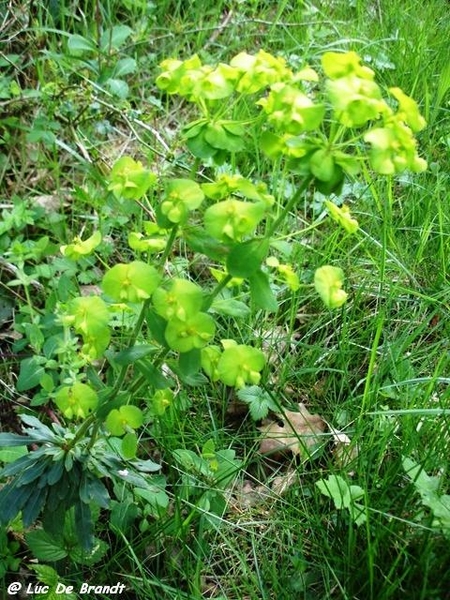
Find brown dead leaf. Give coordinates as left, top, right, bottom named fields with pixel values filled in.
left=32, top=193, right=65, bottom=212
left=227, top=480, right=269, bottom=511
left=258, top=403, right=326, bottom=458
left=271, top=468, right=299, bottom=495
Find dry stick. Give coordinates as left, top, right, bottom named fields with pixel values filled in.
left=203, top=10, right=234, bottom=50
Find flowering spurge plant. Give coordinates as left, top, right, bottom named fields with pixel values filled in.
left=0, top=50, right=426, bottom=548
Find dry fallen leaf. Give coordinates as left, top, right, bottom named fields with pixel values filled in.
left=258, top=403, right=326, bottom=458
left=271, top=468, right=299, bottom=495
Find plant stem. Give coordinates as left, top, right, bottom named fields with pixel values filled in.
left=69, top=413, right=97, bottom=449
left=203, top=274, right=233, bottom=310
left=159, top=224, right=179, bottom=268
left=266, top=176, right=313, bottom=238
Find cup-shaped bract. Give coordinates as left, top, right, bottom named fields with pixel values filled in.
left=61, top=231, right=102, bottom=260
left=105, top=405, right=144, bottom=436
left=64, top=296, right=111, bottom=359
left=204, top=199, right=266, bottom=242
left=230, top=49, right=292, bottom=95
left=314, top=265, right=348, bottom=309
left=165, top=312, right=215, bottom=353
left=364, top=119, right=427, bottom=175
left=108, top=156, right=156, bottom=200
left=217, top=344, right=266, bottom=389
left=102, top=261, right=161, bottom=303
left=54, top=382, right=99, bottom=419
left=152, top=278, right=204, bottom=321
left=258, top=83, right=325, bottom=134
left=161, top=179, right=205, bottom=224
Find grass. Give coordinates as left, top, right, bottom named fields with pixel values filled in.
left=1, top=0, right=450, bottom=598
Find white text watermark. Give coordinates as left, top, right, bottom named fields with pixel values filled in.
left=7, top=581, right=126, bottom=595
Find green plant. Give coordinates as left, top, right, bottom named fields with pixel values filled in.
left=403, top=456, right=450, bottom=537
left=0, top=48, right=426, bottom=558
left=316, top=474, right=367, bottom=526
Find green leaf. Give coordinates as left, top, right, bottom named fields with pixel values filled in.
left=211, top=298, right=251, bottom=318
left=0, top=434, right=34, bottom=448
left=134, top=484, right=169, bottom=511
left=102, top=261, right=161, bottom=303
left=67, top=34, right=97, bottom=54
left=316, top=474, right=366, bottom=525
left=68, top=538, right=109, bottom=567
left=130, top=458, right=162, bottom=473
left=54, top=383, right=99, bottom=420
left=403, top=456, right=440, bottom=501
left=114, top=344, right=156, bottom=366
left=79, top=475, right=110, bottom=508
left=173, top=449, right=207, bottom=474
left=75, top=501, right=93, bottom=550
left=17, top=356, right=45, bottom=392
left=217, top=344, right=266, bottom=389
left=105, top=405, right=144, bottom=436
left=26, top=530, right=68, bottom=562
left=152, top=278, right=205, bottom=321
left=106, top=78, right=129, bottom=99
left=185, top=129, right=217, bottom=159
left=204, top=123, right=245, bottom=152
left=113, top=57, right=137, bottom=77
left=46, top=460, right=64, bottom=486
left=100, top=25, right=133, bottom=51
left=183, top=226, right=230, bottom=261
left=0, top=445, right=28, bottom=463
left=165, top=312, right=215, bottom=353
left=28, top=564, right=59, bottom=587
left=237, top=385, right=277, bottom=420
left=108, top=156, right=156, bottom=200
left=22, top=487, right=48, bottom=527
left=248, top=270, right=278, bottom=312
left=146, top=308, right=170, bottom=348
left=60, top=230, right=102, bottom=260
left=161, top=179, right=205, bottom=223
left=134, top=359, right=172, bottom=389
left=178, top=348, right=201, bottom=377
left=110, top=499, right=138, bottom=532
left=0, top=481, right=34, bottom=524
left=226, top=238, right=270, bottom=278
left=121, top=432, right=138, bottom=459
left=205, top=200, right=265, bottom=242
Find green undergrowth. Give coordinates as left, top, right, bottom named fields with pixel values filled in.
left=1, top=1, right=450, bottom=599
